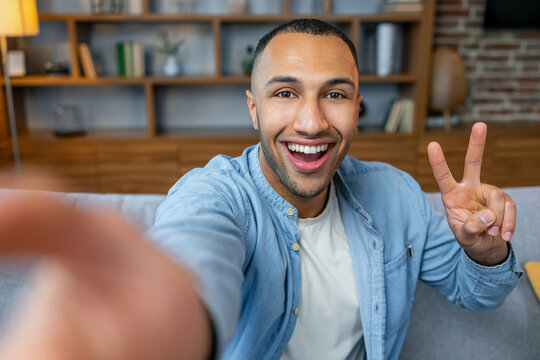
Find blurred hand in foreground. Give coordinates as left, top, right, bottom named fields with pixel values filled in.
left=0, top=190, right=212, bottom=360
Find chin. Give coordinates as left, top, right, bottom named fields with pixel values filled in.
left=281, top=170, right=333, bottom=199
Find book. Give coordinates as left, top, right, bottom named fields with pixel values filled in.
left=384, top=99, right=405, bottom=133
left=78, top=43, right=97, bottom=79
left=117, top=43, right=126, bottom=77
left=398, top=99, right=414, bottom=133
left=133, top=43, right=145, bottom=77
left=124, top=42, right=134, bottom=77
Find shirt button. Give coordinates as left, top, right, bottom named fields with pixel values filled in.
left=286, top=208, right=295, bottom=216
left=294, top=307, right=300, bottom=316
left=291, top=243, right=300, bottom=251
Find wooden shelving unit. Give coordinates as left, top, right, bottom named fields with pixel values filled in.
left=10, top=0, right=540, bottom=193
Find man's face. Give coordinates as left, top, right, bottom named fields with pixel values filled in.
left=246, top=32, right=361, bottom=202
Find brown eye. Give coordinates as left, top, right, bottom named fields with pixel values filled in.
left=326, top=92, right=345, bottom=100
left=276, top=91, right=295, bottom=98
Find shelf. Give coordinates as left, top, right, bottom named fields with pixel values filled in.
left=7, top=76, right=252, bottom=86
left=39, top=13, right=422, bottom=23
left=425, top=120, right=540, bottom=134
left=20, top=129, right=150, bottom=142
left=8, top=75, right=417, bottom=87
left=158, top=126, right=258, bottom=138
left=0, top=0, right=441, bottom=194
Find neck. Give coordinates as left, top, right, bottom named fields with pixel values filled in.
left=294, top=188, right=330, bottom=218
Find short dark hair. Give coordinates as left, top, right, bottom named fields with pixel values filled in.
left=253, top=18, right=359, bottom=70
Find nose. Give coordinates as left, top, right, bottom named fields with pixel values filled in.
left=293, top=96, right=329, bottom=136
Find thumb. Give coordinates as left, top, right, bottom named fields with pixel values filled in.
left=459, top=209, right=496, bottom=244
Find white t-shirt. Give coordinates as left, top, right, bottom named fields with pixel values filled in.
left=281, top=181, right=365, bottom=360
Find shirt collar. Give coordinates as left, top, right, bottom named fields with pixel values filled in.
left=248, top=143, right=298, bottom=219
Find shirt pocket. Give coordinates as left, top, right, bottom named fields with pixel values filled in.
left=383, top=246, right=413, bottom=338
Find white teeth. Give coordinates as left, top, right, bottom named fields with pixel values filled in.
left=287, top=143, right=330, bottom=154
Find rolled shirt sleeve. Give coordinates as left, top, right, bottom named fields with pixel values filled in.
left=148, top=170, right=248, bottom=358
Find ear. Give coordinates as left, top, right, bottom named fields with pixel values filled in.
left=356, top=93, right=363, bottom=116
left=246, top=89, right=258, bottom=130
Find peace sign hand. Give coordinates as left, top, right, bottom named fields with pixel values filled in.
left=427, top=122, right=515, bottom=266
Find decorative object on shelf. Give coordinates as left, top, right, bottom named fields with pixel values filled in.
left=117, top=42, right=145, bottom=77
left=53, top=105, right=86, bottom=138
left=383, top=0, right=423, bottom=13
left=174, top=0, right=198, bottom=13
left=127, top=0, right=143, bottom=15
left=375, top=23, right=402, bottom=77
left=241, top=45, right=254, bottom=76
left=44, top=61, right=70, bottom=76
left=7, top=50, right=26, bottom=76
left=228, top=0, right=248, bottom=14
left=90, top=0, right=106, bottom=14
left=90, top=0, right=124, bottom=15
left=312, top=0, right=333, bottom=15
left=110, top=0, right=124, bottom=14
left=155, top=31, right=184, bottom=77
left=0, top=0, right=40, bottom=175
left=429, top=46, right=468, bottom=132
left=78, top=43, right=98, bottom=78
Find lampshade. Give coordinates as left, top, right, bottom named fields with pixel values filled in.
left=0, top=0, right=40, bottom=37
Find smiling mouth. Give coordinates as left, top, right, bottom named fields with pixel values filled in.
left=287, top=142, right=329, bottom=161
left=283, top=141, right=334, bottom=171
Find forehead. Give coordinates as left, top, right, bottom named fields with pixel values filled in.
left=256, top=32, right=358, bottom=85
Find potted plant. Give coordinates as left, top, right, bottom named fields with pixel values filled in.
left=155, top=31, right=185, bottom=77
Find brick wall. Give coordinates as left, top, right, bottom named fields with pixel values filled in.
left=434, top=0, right=540, bottom=122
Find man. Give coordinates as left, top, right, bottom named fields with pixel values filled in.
left=0, top=19, right=522, bottom=360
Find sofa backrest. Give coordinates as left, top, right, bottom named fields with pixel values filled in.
left=0, top=187, right=539, bottom=358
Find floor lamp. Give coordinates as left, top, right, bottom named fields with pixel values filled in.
left=0, top=0, right=40, bottom=175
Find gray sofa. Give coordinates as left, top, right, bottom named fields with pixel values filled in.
left=1, top=187, right=539, bottom=359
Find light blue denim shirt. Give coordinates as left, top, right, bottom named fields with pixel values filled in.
left=150, top=144, right=522, bottom=360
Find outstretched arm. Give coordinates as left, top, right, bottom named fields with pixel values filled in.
left=427, top=122, right=515, bottom=266
left=0, top=192, right=212, bottom=360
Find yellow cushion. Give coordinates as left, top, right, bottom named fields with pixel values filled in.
left=525, top=261, right=540, bottom=302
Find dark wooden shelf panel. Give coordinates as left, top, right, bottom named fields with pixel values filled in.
left=8, top=74, right=418, bottom=87
left=8, top=75, right=252, bottom=86
left=20, top=129, right=150, bottom=142
left=39, top=13, right=422, bottom=23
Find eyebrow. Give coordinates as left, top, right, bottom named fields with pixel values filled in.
left=264, top=75, right=356, bottom=90
left=264, top=76, right=301, bottom=90
left=323, top=77, right=356, bottom=90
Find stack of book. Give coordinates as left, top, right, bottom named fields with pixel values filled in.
left=384, top=1, right=423, bottom=13
left=117, top=42, right=145, bottom=77
left=384, top=98, right=415, bottom=133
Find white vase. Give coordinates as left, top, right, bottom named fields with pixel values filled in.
left=228, top=0, right=247, bottom=14
left=375, top=23, right=398, bottom=77
left=164, top=55, right=179, bottom=77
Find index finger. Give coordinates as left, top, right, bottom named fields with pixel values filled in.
left=427, top=141, right=458, bottom=194
left=463, top=122, right=487, bottom=183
